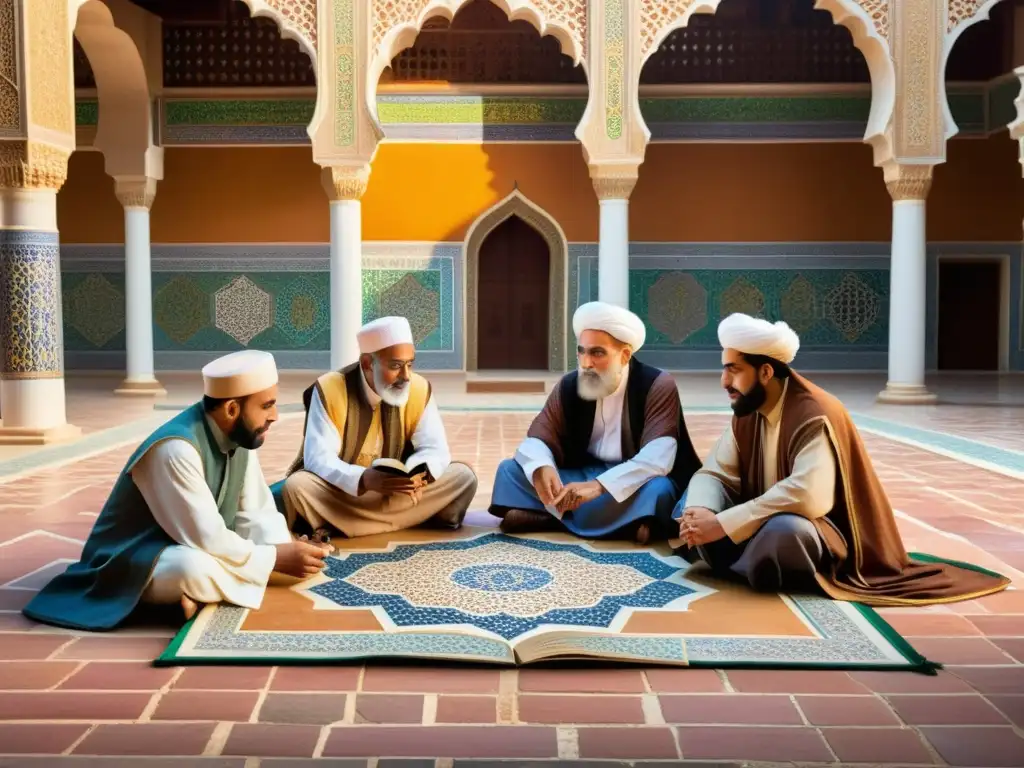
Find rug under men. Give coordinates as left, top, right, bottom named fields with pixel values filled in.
left=158, top=527, right=936, bottom=672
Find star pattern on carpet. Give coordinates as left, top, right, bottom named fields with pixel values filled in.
left=306, top=533, right=697, bottom=640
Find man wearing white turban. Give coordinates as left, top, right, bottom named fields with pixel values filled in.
left=489, top=301, right=702, bottom=543
left=24, top=350, right=331, bottom=631
left=677, top=313, right=1009, bottom=605
left=276, top=316, right=478, bottom=540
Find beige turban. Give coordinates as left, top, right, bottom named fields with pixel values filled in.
left=717, top=313, right=800, bottom=364
left=202, top=350, right=278, bottom=399
left=357, top=316, right=414, bottom=354
left=573, top=301, right=646, bottom=351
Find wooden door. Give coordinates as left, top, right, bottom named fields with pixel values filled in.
left=937, top=260, right=1000, bottom=371
left=477, top=215, right=550, bottom=370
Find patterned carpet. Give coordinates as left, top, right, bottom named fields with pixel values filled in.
left=161, top=528, right=935, bottom=672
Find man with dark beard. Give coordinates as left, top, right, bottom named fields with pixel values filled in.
left=488, top=301, right=702, bottom=543
left=277, top=316, right=478, bottom=540
left=24, top=350, right=331, bottom=631
left=677, top=313, right=1009, bottom=605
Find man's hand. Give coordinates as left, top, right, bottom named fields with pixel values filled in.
left=556, top=480, right=604, bottom=514
left=360, top=468, right=428, bottom=502
left=275, top=540, right=331, bottom=578
left=532, top=466, right=564, bottom=506
left=679, top=507, right=727, bottom=547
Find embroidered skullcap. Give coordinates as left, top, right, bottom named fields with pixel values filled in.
left=717, top=313, right=800, bottom=364
left=357, top=316, right=414, bottom=355
left=202, top=350, right=278, bottom=399
left=572, top=301, right=646, bottom=351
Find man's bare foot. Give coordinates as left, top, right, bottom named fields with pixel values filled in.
left=312, top=527, right=333, bottom=545
left=180, top=595, right=199, bottom=621
left=500, top=508, right=558, bottom=533
left=635, top=522, right=651, bottom=546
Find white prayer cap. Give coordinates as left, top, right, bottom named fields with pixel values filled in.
left=357, top=316, right=414, bottom=355
left=202, top=350, right=278, bottom=399
left=572, top=301, right=646, bottom=351
left=718, top=313, right=800, bottom=364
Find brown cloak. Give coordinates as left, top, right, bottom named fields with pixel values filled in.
left=731, top=372, right=1010, bottom=606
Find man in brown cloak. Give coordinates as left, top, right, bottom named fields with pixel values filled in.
left=678, top=313, right=1009, bottom=606
left=489, top=301, right=703, bottom=543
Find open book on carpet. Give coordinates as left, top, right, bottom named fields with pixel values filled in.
left=157, top=530, right=942, bottom=673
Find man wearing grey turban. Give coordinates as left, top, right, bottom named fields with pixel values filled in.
left=677, top=313, right=1009, bottom=605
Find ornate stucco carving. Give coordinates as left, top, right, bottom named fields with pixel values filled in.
left=372, top=0, right=586, bottom=65
left=114, top=177, right=158, bottom=210
left=321, top=163, right=371, bottom=201
left=891, top=0, right=943, bottom=160
left=0, top=0, right=20, bottom=132
left=26, top=0, right=73, bottom=136
left=884, top=164, right=933, bottom=202
left=947, top=0, right=990, bottom=33
left=0, top=141, right=70, bottom=190
left=640, top=0, right=698, bottom=60
left=856, top=0, right=890, bottom=41
left=242, top=0, right=317, bottom=57
left=591, top=167, right=638, bottom=201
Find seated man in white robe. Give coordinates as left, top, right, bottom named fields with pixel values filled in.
left=23, top=350, right=331, bottom=630
left=489, top=301, right=702, bottom=543
left=277, top=316, right=478, bottom=540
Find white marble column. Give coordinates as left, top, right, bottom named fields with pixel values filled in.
left=322, top=166, right=369, bottom=370
left=593, top=175, right=637, bottom=309
left=877, top=166, right=937, bottom=404
left=114, top=178, right=165, bottom=396
left=0, top=185, right=81, bottom=444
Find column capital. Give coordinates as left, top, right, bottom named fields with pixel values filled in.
left=0, top=141, right=70, bottom=191
left=883, top=163, right=933, bottom=202
left=115, top=177, right=159, bottom=210
left=321, top=164, right=371, bottom=202
left=590, top=163, right=639, bottom=201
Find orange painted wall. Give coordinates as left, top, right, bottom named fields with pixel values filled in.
left=57, top=136, right=1023, bottom=244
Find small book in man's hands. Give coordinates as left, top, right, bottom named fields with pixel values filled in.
left=371, top=457, right=428, bottom=478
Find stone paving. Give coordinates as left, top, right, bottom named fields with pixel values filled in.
left=1, top=382, right=1023, bottom=766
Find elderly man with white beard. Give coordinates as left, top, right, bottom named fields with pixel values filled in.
left=488, top=301, right=702, bottom=543
left=278, top=316, right=478, bottom=541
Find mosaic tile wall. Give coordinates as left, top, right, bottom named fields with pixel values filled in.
left=58, top=243, right=1023, bottom=372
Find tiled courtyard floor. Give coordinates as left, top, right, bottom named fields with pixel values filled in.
left=1, top=377, right=1023, bottom=766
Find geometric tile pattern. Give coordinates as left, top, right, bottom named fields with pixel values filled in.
left=0, top=231, right=64, bottom=378
left=214, top=276, right=272, bottom=346
left=274, top=275, right=328, bottom=346
left=629, top=268, right=890, bottom=348
left=63, top=273, right=125, bottom=348
left=154, top=275, right=210, bottom=345
left=363, top=269, right=446, bottom=349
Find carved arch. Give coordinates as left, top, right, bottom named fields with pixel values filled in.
left=463, top=188, right=569, bottom=373
left=368, top=0, right=588, bottom=125
left=73, top=0, right=159, bottom=177
left=236, top=0, right=317, bottom=62
left=942, top=0, right=1005, bottom=141
left=638, top=0, right=895, bottom=150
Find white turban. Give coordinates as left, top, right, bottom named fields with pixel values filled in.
left=357, top=316, right=414, bottom=355
left=717, top=313, right=800, bottom=364
left=572, top=301, right=646, bottom=351
left=202, top=350, right=278, bottom=399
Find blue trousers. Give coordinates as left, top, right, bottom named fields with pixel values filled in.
left=489, top=458, right=684, bottom=540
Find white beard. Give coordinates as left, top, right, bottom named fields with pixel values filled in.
left=576, top=362, right=622, bottom=401
left=373, top=364, right=411, bottom=407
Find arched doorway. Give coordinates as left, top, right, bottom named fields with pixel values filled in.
left=476, top=215, right=551, bottom=370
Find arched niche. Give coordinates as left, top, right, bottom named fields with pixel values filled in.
left=463, top=188, right=569, bottom=373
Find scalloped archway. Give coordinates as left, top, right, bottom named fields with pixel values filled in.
left=463, top=188, right=570, bottom=373
left=237, top=0, right=317, bottom=62
left=943, top=0, right=1005, bottom=140
left=638, top=0, right=895, bottom=149
left=368, top=0, right=588, bottom=124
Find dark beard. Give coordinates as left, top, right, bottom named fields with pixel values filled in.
left=729, top=381, right=767, bottom=416
left=229, top=417, right=266, bottom=450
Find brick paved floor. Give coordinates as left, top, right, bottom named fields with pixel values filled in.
left=1, top=399, right=1023, bottom=765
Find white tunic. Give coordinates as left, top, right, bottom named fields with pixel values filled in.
left=684, top=379, right=837, bottom=544
left=514, top=365, right=678, bottom=503
left=133, top=419, right=292, bottom=609
left=301, top=371, right=451, bottom=497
